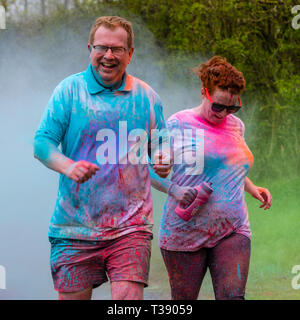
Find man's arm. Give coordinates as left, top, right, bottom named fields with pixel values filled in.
left=149, top=95, right=173, bottom=178
left=34, top=83, right=99, bottom=184
left=34, top=139, right=98, bottom=184
left=34, top=138, right=74, bottom=174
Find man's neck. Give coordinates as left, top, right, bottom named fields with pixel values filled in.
left=91, top=65, right=124, bottom=91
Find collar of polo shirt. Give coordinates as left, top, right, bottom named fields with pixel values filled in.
left=85, top=63, right=133, bottom=94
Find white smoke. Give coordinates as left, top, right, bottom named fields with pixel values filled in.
left=0, top=12, right=204, bottom=299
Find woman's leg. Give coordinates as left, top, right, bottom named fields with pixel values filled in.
left=160, top=248, right=208, bottom=300
left=208, top=233, right=251, bottom=300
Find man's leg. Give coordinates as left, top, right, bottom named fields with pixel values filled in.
left=58, top=286, right=93, bottom=300
left=105, top=232, right=152, bottom=300
left=208, top=233, right=251, bottom=300
left=111, top=281, right=144, bottom=300
left=49, top=237, right=108, bottom=299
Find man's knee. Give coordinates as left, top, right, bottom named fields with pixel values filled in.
left=111, top=281, right=144, bottom=300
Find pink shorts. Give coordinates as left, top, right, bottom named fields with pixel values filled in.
left=49, top=231, right=152, bottom=293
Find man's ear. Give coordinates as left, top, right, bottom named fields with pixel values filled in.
left=127, top=47, right=134, bottom=63
left=88, top=44, right=92, bottom=53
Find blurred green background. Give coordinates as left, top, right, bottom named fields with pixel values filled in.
left=150, top=178, right=300, bottom=300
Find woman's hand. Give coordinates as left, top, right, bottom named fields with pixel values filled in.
left=245, top=178, right=272, bottom=210
left=168, top=184, right=197, bottom=206
left=250, top=186, right=272, bottom=210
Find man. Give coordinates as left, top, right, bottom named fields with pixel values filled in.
left=34, top=16, right=171, bottom=300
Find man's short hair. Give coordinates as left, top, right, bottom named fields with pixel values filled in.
left=89, top=16, right=134, bottom=49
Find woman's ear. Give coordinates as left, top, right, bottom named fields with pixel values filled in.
left=200, top=87, right=205, bottom=99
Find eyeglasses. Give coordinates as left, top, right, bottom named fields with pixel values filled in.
left=92, top=45, right=127, bottom=56
left=205, top=88, right=242, bottom=113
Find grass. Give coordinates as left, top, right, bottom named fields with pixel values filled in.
left=147, top=177, right=300, bottom=300
left=245, top=177, right=300, bottom=299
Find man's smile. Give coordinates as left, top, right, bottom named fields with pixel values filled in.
left=98, top=61, right=119, bottom=71
left=101, top=62, right=118, bottom=67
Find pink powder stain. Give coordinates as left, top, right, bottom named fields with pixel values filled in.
left=74, top=183, right=80, bottom=209
left=120, top=211, right=126, bottom=218
left=118, top=168, right=125, bottom=185
left=225, top=218, right=235, bottom=231
left=208, top=229, right=216, bottom=237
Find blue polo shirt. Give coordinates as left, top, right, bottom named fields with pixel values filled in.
left=34, top=64, right=165, bottom=240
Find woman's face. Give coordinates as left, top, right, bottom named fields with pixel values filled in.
left=200, top=87, right=240, bottom=125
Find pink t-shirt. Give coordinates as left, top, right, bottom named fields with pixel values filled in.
left=158, top=109, right=254, bottom=251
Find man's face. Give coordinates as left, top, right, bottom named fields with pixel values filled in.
left=89, top=26, right=134, bottom=87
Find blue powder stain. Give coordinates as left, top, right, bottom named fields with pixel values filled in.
left=237, top=264, right=241, bottom=280
left=162, top=226, right=171, bottom=237
left=142, top=216, right=148, bottom=223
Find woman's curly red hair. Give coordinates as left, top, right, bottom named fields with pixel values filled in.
left=192, top=56, right=246, bottom=95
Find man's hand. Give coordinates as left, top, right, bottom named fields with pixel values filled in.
left=153, top=151, right=173, bottom=178
left=250, top=186, right=272, bottom=210
left=64, top=161, right=99, bottom=184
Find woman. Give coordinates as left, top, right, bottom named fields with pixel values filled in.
left=150, top=56, right=272, bottom=300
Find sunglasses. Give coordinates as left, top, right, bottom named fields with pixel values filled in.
left=205, top=88, right=242, bottom=113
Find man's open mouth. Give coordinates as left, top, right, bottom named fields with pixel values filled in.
left=100, top=62, right=117, bottom=69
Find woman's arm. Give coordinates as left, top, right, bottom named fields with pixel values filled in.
left=149, top=163, right=197, bottom=205
left=244, top=177, right=272, bottom=210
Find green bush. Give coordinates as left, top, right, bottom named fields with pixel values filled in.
left=2, top=0, right=299, bottom=180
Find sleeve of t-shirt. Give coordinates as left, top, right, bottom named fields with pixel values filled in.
left=166, top=115, right=181, bottom=131
left=239, top=118, right=245, bottom=138
left=166, top=115, right=183, bottom=148
left=148, top=93, right=168, bottom=163
left=34, top=81, right=71, bottom=147
left=150, top=94, right=166, bottom=131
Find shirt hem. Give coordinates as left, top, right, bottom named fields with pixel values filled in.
left=48, top=225, right=153, bottom=241
left=159, top=229, right=251, bottom=252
